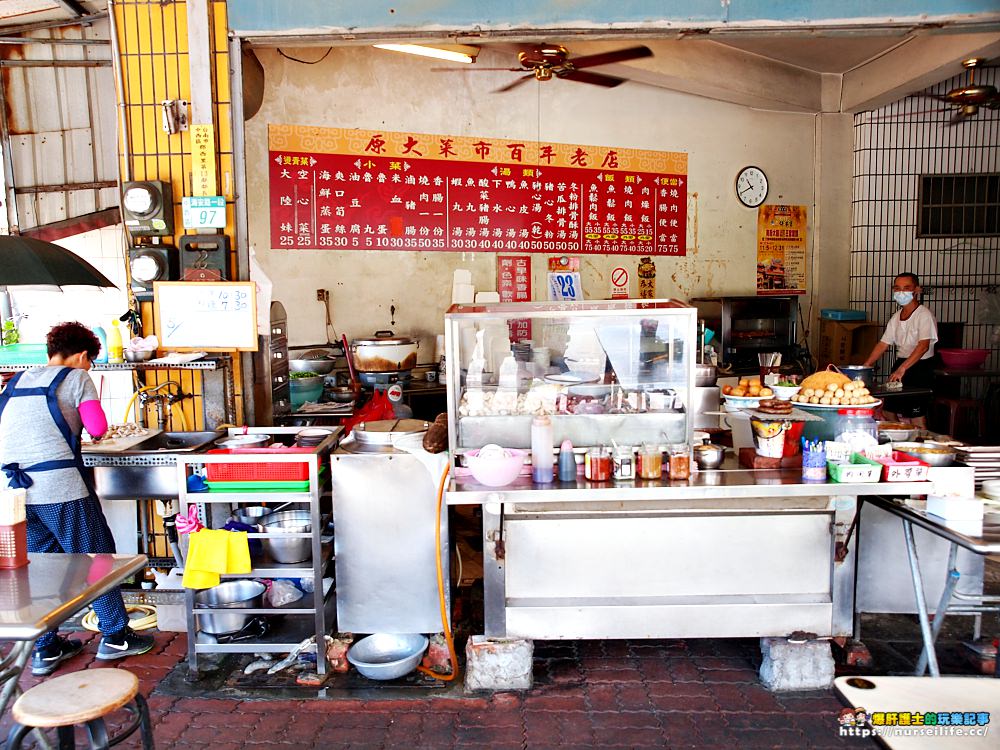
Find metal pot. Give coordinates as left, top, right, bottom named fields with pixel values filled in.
left=695, top=364, right=717, bottom=387
left=194, top=580, right=266, bottom=635
left=838, top=365, right=875, bottom=389
left=351, top=331, right=419, bottom=373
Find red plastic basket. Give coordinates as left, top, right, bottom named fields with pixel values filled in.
left=205, top=447, right=317, bottom=482
left=0, top=521, right=28, bottom=569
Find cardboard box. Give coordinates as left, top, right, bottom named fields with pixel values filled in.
left=816, top=319, right=882, bottom=368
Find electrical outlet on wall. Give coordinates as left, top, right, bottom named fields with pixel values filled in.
left=316, top=289, right=328, bottom=301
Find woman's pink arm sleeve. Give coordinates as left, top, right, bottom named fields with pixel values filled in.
left=79, top=399, right=108, bottom=438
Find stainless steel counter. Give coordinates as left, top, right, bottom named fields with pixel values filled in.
left=446, top=462, right=928, bottom=641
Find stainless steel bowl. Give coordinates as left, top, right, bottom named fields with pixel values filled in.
left=693, top=443, right=726, bottom=469
left=259, top=509, right=312, bottom=564
left=290, top=358, right=335, bottom=375
left=232, top=505, right=269, bottom=527
left=194, top=580, right=266, bottom=635
left=695, top=364, right=717, bottom=387
left=215, top=434, right=271, bottom=449
left=124, top=349, right=155, bottom=363
left=347, top=633, right=428, bottom=680
left=895, top=445, right=956, bottom=467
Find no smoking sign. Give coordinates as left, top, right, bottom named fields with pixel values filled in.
left=610, top=266, right=629, bottom=299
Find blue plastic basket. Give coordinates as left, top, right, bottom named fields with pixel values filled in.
left=820, top=309, right=866, bottom=321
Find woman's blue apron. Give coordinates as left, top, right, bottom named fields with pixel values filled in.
left=0, top=367, right=96, bottom=496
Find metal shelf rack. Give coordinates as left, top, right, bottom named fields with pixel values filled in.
left=176, top=426, right=340, bottom=678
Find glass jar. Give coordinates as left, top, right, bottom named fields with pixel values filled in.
left=668, top=444, right=691, bottom=480
left=585, top=447, right=611, bottom=482
left=833, top=408, right=878, bottom=454
left=613, top=446, right=635, bottom=481
left=637, top=444, right=663, bottom=479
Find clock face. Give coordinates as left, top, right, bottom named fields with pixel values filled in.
left=736, top=166, right=768, bottom=207
left=123, top=185, right=156, bottom=216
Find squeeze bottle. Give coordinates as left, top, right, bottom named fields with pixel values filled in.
left=107, top=320, right=124, bottom=363
left=531, top=415, right=554, bottom=483
left=557, top=439, right=577, bottom=482
left=92, top=325, right=108, bottom=363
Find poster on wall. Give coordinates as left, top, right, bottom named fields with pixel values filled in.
left=268, top=125, right=687, bottom=256
left=756, top=205, right=807, bottom=296
left=497, top=255, right=532, bottom=342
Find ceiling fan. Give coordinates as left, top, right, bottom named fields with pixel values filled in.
left=909, top=57, right=1000, bottom=125
left=434, top=43, right=653, bottom=93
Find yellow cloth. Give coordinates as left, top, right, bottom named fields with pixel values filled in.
left=182, top=529, right=252, bottom=589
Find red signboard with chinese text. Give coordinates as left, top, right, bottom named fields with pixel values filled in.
left=497, top=255, right=532, bottom=342
left=268, top=126, right=687, bottom=256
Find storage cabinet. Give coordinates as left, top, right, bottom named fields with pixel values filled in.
left=177, top=426, right=339, bottom=678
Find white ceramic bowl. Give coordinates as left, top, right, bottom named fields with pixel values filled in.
left=772, top=385, right=801, bottom=401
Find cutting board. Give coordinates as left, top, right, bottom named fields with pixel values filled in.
left=82, top=427, right=162, bottom=454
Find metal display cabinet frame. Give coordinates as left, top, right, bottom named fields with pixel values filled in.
left=177, top=426, right=339, bottom=679
left=444, top=300, right=698, bottom=464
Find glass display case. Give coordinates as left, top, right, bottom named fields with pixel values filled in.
left=444, top=300, right=697, bottom=462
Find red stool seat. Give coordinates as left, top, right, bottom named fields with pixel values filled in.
left=931, top=397, right=986, bottom=439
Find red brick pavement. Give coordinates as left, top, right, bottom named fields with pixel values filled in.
left=1, top=632, right=874, bottom=749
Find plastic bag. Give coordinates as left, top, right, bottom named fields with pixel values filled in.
left=342, top=389, right=394, bottom=434
left=265, top=579, right=303, bottom=607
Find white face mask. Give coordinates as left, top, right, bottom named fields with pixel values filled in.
left=893, top=291, right=914, bottom=306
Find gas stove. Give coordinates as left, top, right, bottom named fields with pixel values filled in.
left=358, top=371, right=412, bottom=390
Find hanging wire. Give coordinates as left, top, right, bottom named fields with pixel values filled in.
left=277, top=48, right=333, bottom=65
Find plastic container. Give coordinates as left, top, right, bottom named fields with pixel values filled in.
left=613, top=446, right=635, bottom=480
left=938, top=348, right=989, bottom=369
left=107, top=320, right=123, bottom=364
left=834, top=408, right=878, bottom=454
left=857, top=451, right=930, bottom=482
left=827, top=454, right=882, bottom=483
left=0, top=521, right=29, bottom=569
left=92, top=325, right=108, bottom=363
left=531, top=415, right=554, bottom=483
left=205, top=447, right=315, bottom=482
left=637, top=444, right=664, bottom=478
left=821, top=308, right=867, bottom=321
left=464, top=446, right=527, bottom=487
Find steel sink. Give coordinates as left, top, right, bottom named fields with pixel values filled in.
left=88, top=430, right=223, bottom=500
left=130, top=430, right=222, bottom=453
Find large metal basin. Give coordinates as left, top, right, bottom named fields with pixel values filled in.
left=88, top=430, right=223, bottom=500
left=131, top=431, right=222, bottom=452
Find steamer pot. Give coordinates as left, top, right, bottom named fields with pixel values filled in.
left=351, top=331, right=419, bottom=372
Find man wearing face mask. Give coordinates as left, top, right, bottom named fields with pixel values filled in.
left=862, top=272, right=938, bottom=427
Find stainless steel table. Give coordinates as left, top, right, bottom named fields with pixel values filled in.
left=862, top=497, right=1000, bottom=678
left=0, top=553, right=147, bottom=720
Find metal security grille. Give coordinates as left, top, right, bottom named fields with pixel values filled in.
left=851, top=64, right=1000, bottom=415
left=918, top=173, right=1000, bottom=237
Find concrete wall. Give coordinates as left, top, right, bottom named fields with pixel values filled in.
left=245, top=46, right=844, bottom=351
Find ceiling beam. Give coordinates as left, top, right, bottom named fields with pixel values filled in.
left=591, top=39, right=823, bottom=113
left=842, top=30, right=1000, bottom=112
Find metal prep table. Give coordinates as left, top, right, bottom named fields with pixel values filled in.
left=446, top=463, right=928, bottom=641
left=861, top=496, right=1000, bottom=677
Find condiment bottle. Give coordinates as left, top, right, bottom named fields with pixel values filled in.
left=557, top=439, right=577, bottom=482
left=637, top=443, right=663, bottom=479
left=585, top=447, right=611, bottom=482
left=613, top=445, right=635, bottom=480
left=531, top=415, right=554, bottom=483
left=668, top=444, right=691, bottom=480
left=107, top=319, right=124, bottom=364
left=92, top=325, right=108, bottom=363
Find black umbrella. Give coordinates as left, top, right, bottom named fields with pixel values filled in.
left=0, top=234, right=117, bottom=288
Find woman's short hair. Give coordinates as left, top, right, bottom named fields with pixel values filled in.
left=47, top=321, right=101, bottom=360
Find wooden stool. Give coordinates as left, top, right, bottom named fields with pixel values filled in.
left=5, top=669, right=153, bottom=750
left=931, top=396, right=986, bottom=439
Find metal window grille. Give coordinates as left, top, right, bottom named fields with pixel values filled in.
left=918, top=173, right=1000, bottom=237
left=851, top=65, right=999, bottom=418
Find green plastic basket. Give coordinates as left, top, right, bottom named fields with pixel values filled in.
left=205, top=479, right=311, bottom=492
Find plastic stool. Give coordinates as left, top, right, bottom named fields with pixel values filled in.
left=5, top=669, right=154, bottom=750
left=931, top=397, right=986, bottom=439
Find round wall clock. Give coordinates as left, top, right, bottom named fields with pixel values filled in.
left=735, top=166, right=768, bottom=208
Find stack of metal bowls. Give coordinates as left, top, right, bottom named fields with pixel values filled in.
left=295, top=427, right=333, bottom=447
left=232, top=505, right=269, bottom=527
left=194, top=580, right=266, bottom=635
left=259, top=509, right=312, bottom=563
